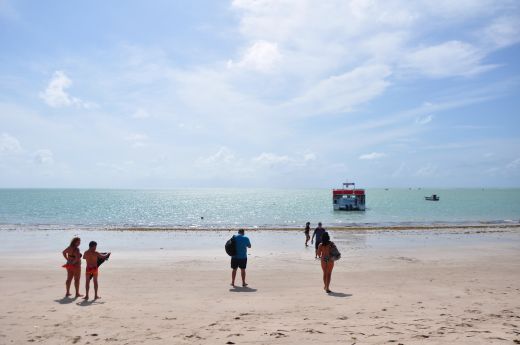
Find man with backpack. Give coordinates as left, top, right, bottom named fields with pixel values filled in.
left=228, top=229, right=251, bottom=287
left=311, top=222, right=326, bottom=259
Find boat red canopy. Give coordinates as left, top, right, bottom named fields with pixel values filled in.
left=333, top=189, right=365, bottom=196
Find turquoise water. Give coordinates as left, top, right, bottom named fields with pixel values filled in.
left=0, top=188, right=519, bottom=229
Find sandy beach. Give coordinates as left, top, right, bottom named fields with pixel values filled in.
left=1, top=227, right=519, bottom=345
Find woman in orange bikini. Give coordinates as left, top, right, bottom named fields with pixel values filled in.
left=62, top=237, right=83, bottom=297
left=317, top=232, right=334, bottom=293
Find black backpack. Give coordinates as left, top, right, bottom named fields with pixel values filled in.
left=330, top=242, right=341, bottom=261
left=225, top=236, right=236, bottom=256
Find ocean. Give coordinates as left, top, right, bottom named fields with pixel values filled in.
left=0, top=188, right=519, bottom=230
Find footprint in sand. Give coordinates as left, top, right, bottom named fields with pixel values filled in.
left=465, top=309, right=481, bottom=314
left=414, top=334, right=430, bottom=338
left=227, top=333, right=243, bottom=337
left=304, top=329, right=324, bottom=334
left=269, top=332, right=287, bottom=338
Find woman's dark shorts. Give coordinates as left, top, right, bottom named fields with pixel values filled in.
left=315, top=240, right=321, bottom=250
left=231, top=258, right=247, bottom=269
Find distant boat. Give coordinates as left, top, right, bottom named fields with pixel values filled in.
left=425, top=194, right=439, bottom=201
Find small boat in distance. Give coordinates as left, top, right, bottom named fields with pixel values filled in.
left=425, top=194, right=439, bottom=201
left=333, top=182, right=366, bottom=211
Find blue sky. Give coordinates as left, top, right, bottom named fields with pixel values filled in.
left=0, top=0, right=519, bottom=188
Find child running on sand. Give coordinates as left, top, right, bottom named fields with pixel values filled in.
left=83, top=241, right=110, bottom=300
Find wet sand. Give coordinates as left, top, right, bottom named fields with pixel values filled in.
left=0, top=228, right=519, bottom=344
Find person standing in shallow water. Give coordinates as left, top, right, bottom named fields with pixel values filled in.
left=304, top=222, right=311, bottom=247
left=62, top=237, right=83, bottom=298
left=317, top=232, right=334, bottom=293
left=311, top=222, right=326, bottom=258
left=231, top=229, right=251, bottom=287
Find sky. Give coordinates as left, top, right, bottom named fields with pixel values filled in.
left=0, top=0, right=519, bottom=188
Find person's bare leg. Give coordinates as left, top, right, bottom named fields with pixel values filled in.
left=325, top=262, right=334, bottom=292
left=231, top=268, right=237, bottom=286
left=65, top=270, right=73, bottom=296
left=73, top=268, right=83, bottom=297
left=321, top=261, right=327, bottom=290
left=84, top=274, right=91, bottom=300
left=93, top=276, right=100, bottom=299
left=324, top=271, right=330, bottom=292
left=241, top=269, right=247, bottom=287
left=325, top=271, right=331, bottom=291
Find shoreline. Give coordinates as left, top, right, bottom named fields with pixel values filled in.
left=1, top=222, right=520, bottom=232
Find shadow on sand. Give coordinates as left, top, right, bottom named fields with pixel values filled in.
left=229, top=286, right=258, bottom=293
left=327, top=292, right=352, bottom=298
left=76, top=299, right=105, bottom=307
left=54, top=296, right=78, bottom=304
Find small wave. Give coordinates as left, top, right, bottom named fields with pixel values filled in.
left=1, top=220, right=519, bottom=232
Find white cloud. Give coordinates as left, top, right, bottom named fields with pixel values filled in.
left=252, top=152, right=317, bottom=168
left=95, top=160, right=135, bottom=174
left=480, top=15, right=520, bottom=49
left=196, top=148, right=316, bottom=178
left=132, top=108, right=150, bottom=119
left=39, top=71, right=91, bottom=108
left=198, top=147, right=235, bottom=165
left=230, top=0, right=511, bottom=82
left=124, top=133, right=147, bottom=141
left=227, top=40, right=282, bottom=72
left=288, top=65, right=391, bottom=115
left=0, top=132, right=22, bottom=154
left=359, top=152, right=386, bottom=160
left=303, top=153, right=316, bottom=161
left=416, top=114, right=434, bottom=125
left=415, top=163, right=438, bottom=177
left=252, top=152, right=290, bottom=165
left=404, top=41, right=497, bottom=78
left=506, top=158, right=520, bottom=170
left=124, top=133, right=148, bottom=148
left=33, top=149, right=54, bottom=164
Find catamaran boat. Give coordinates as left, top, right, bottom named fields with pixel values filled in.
left=333, top=182, right=366, bottom=211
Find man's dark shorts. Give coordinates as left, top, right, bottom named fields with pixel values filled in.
left=315, top=240, right=322, bottom=250
left=231, top=258, right=247, bottom=269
